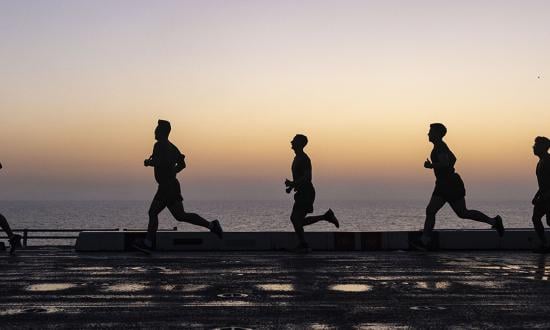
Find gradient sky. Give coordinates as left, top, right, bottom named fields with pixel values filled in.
left=1, top=0, right=549, bottom=200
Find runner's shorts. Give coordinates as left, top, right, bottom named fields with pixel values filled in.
left=432, top=173, right=466, bottom=203
left=154, top=179, right=184, bottom=206
left=293, top=183, right=316, bottom=214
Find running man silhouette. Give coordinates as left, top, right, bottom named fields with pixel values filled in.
left=285, top=134, right=339, bottom=252
left=531, top=136, right=550, bottom=253
left=133, top=120, right=223, bottom=253
left=412, top=123, right=504, bottom=251
left=0, top=161, right=22, bottom=255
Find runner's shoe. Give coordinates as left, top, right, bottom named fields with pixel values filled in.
left=8, top=234, right=22, bottom=255
left=492, top=215, right=505, bottom=237
left=288, top=244, right=312, bottom=254
left=132, top=239, right=153, bottom=254
left=325, top=209, right=340, bottom=228
left=210, top=220, right=223, bottom=239
left=410, top=238, right=429, bottom=252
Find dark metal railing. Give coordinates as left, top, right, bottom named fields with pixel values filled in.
left=1, top=227, right=178, bottom=246
left=9, top=229, right=118, bottom=247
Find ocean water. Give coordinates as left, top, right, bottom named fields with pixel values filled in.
left=0, top=199, right=534, bottom=236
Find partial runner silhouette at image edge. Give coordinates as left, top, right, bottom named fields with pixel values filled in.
left=531, top=136, right=550, bottom=253
left=0, top=161, right=22, bottom=255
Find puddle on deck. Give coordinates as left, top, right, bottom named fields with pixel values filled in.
left=67, top=267, right=113, bottom=271
left=329, top=284, right=372, bottom=292
left=256, top=284, right=294, bottom=292
left=415, top=281, right=451, bottom=289
left=0, top=307, right=63, bottom=315
left=104, top=283, right=147, bottom=292
left=162, top=284, right=210, bottom=292
left=26, top=283, right=77, bottom=292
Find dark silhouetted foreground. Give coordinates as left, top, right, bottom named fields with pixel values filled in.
left=2, top=248, right=550, bottom=328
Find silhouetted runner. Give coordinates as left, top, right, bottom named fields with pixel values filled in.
left=285, top=134, right=339, bottom=253
left=0, top=161, right=22, bottom=255
left=531, top=136, right=550, bottom=253
left=412, top=123, right=504, bottom=251
left=133, top=120, right=223, bottom=253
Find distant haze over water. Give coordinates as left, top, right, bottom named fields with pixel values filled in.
left=0, top=200, right=533, bottom=233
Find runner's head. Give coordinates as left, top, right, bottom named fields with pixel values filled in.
left=155, top=120, right=171, bottom=141
left=428, top=123, right=447, bottom=142
left=291, top=134, right=308, bottom=151
left=534, top=136, right=550, bottom=156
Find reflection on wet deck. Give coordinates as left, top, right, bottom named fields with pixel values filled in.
left=103, top=283, right=147, bottom=292
left=1, top=248, right=550, bottom=328
left=256, top=284, right=294, bottom=292
left=329, top=284, right=372, bottom=292
left=26, top=283, right=78, bottom=292
left=415, top=281, right=451, bottom=290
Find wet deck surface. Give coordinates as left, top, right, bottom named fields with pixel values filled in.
left=1, top=248, right=550, bottom=329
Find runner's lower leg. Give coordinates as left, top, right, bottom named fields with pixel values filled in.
left=0, top=213, right=13, bottom=238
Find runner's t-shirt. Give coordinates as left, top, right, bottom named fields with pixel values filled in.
left=430, top=142, right=457, bottom=180
left=151, top=140, right=185, bottom=185
left=292, top=153, right=312, bottom=190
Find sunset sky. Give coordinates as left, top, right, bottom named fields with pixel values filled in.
left=1, top=0, right=549, bottom=201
